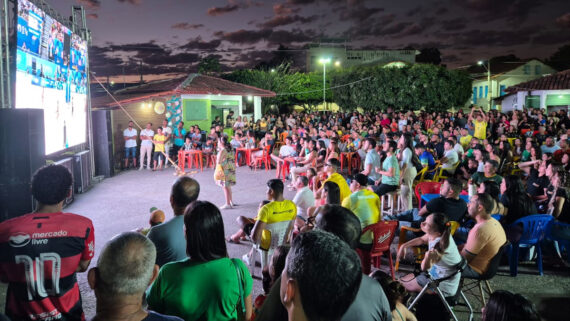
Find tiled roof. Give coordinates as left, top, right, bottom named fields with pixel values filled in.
left=505, top=69, right=570, bottom=93
left=91, top=74, right=275, bottom=109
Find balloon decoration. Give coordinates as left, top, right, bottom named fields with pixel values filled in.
left=154, top=101, right=166, bottom=114
left=165, top=95, right=182, bottom=128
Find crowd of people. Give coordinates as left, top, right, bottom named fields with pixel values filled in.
left=2, top=105, right=569, bottom=321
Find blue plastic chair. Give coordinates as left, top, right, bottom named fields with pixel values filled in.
left=546, top=220, right=570, bottom=264
left=506, top=214, right=554, bottom=276
left=491, top=214, right=503, bottom=222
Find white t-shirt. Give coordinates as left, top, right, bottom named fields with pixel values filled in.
left=162, top=126, right=173, bottom=146
left=279, top=145, right=297, bottom=157
left=442, top=149, right=458, bottom=169
left=428, top=236, right=461, bottom=297
left=453, top=143, right=464, bottom=156
left=293, top=187, right=315, bottom=218
left=398, top=119, right=407, bottom=132
left=123, top=128, right=138, bottom=148
left=140, top=129, right=154, bottom=147
left=400, top=147, right=413, bottom=168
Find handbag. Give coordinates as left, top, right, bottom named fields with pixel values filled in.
left=231, top=258, right=247, bottom=321
left=214, top=164, right=225, bottom=181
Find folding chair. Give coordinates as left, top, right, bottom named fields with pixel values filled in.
left=408, top=260, right=474, bottom=321
left=245, top=220, right=293, bottom=277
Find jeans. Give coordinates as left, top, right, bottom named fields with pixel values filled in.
left=394, top=208, right=424, bottom=224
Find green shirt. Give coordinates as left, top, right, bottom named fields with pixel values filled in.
left=471, top=172, right=503, bottom=186
left=381, top=155, right=400, bottom=186
left=147, top=257, right=252, bottom=321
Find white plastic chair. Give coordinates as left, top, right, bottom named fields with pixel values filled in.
left=246, top=220, right=293, bottom=277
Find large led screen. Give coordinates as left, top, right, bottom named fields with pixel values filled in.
left=15, top=0, right=88, bottom=155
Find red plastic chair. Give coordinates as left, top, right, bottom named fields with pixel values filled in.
left=356, top=221, right=398, bottom=278
left=414, top=181, right=442, bottom=208
left=255, top=145, right=272, bottom=171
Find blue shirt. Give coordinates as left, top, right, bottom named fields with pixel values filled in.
left=173, top=128, right=187, bottom=146
left=147, top=215, right=187, bottom=266
left=420, top=151, right=436, bottom=169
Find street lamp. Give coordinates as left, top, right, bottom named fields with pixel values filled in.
left=319, top=58, right=331, bottom=110
left=478, top=60, right=492, bottom=110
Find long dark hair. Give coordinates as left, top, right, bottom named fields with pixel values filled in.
left=220, top=136, right=232, bottom=152
left=371, top=270, right=407, bottom=311
left=430, top=212, right=451, bottom=253
left=323, top=181, right=341, bottom=205
left=482, top=181, right=500, bottom=202
left=483, top=290, right=540, bottom=321
left=403, top=133, right=422, bottom=169
left=503, top=175, right=536, bottom=224
left=184, top=201, right=228, bottom=262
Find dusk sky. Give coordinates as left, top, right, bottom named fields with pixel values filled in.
left=50, top=0, right=570, bottom=82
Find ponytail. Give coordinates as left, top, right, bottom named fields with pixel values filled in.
left=431, top=212, right=451, bottom=253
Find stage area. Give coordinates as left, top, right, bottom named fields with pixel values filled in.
left=1, top=166, right=570, bottom=320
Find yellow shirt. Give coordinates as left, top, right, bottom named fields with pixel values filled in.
left=153, top=134, right=166, bottom=152
left=256, top=200, right=296, bottom=248
left=325, top=173, right=351, bottom=202
left=342, top=189, right=381, bottom=244
left=460, top=135, right=472, bottom=149
left=473, top=120, right=487, bottom=140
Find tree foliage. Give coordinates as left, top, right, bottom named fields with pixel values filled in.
left=198, top=55, right=221, bottom=75
left=224, top=63, right=472, bottom=113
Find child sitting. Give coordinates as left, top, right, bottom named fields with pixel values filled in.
left=183, top=137, right=193, bottom=151
left=137, top=207, right=165, bottom=235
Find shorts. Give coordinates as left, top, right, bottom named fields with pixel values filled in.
left=125, top=146, right=136, bottom=158
left=153, top=152, right=165, bottom=162
left=415, top=272, right=430, bottom=287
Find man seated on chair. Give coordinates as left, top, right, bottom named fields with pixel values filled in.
left=244, top=179, right=296, bottom=264
left=317, top=158, right=351, bottom=203
left=292, top=176, right=315, bottom=232
left=271, top=136, right=298, bottom=178
left=461, top=193, right=506, bottom=278
left=440, top=140, right=459, bottom=175
left=388, top=178, right=467, bottom=228
left=469, top=160, right=503, bottom=190
left=255, top=204, right=392, bottom=321
left=342, top=173, right=381, bottom=251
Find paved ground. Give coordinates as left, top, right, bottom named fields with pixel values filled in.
left=1, top=164, right=570, bottom=320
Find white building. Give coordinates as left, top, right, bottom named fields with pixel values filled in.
left=469, top=59, right=557, bottom=110
left=495, top=69, right=570, bottom=113
left=306, top=39, right=418, bottom=72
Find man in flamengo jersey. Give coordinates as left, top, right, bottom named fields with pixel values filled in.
left=0, top=164, right=95, bottom=321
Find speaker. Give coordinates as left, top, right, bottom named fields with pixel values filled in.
left=73, top=150, right=91, bottom=193
left=91, top=110, right=114, bottom=177
left=53, top=157, right=74, bottom=207
left=0, top=109, right=45, bottom=222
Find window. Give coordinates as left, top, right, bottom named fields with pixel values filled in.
left=523, top=65, right=530, bottom=75
left=479, top=86, right=483, bottom=98
left=535, top=65, right=541, bottom=75
left=485, top=85, right=488, bottom=98
left=473, top=87, right=477, bottom=104
left=500, top=85, right=506, bottom=96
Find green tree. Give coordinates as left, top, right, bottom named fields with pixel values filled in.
left=198, top=55, right=221, bottom=75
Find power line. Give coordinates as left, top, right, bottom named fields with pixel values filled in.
left=275, top=76, right=373, bottom=96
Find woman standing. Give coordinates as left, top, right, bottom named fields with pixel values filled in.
left=147, top=201, right=253, bottom=320
left=216, top=136, right=236, bottom=209
left=398, top=133, right=418, bottom=211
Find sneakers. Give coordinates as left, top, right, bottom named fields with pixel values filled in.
left=220, top=204, right=233, bottom=210
left=230, top=201, right=238, bottom=207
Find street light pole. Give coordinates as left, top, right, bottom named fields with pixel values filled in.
left=319, top=58, right=330, bottom=110
left=478, top=60, right=492, bottom=110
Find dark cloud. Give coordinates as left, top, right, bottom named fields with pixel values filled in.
left=214, top=29, right=273, bottom=44
left=378, top=22, right=413, bottom=36
left=207, top=0, right=264, bottom=17
left=286, top=0, right=316, bottom=4
left=435, top=28, right=536, bottom=47
left=555, top=12, right=570, bottom=28
left=343, top=13, right=395, bottom=39
left=78, top=0, right=100, bottom=9
left=257, top=14, right=318, bottom=28
left=86, top=13, right=98, bottom=19
left=267, top=29, right=317, bottom=45
left=117, top=0, right=141, bottom=5
left=442, top=54, right=460, bottom=63
left=273, top=3, right=300, bottom=15
left=531, top=31, right=570, bottom=45
left=171, top=23, right=204, bottom=30
left=406, top=41, right=450, bottom=50
left=458, top=0, right=541, bottom=23
left=406, top=6, right=422, bottom=16
left=435, top=7, right=448, bottom=15
left=441, top=18, right=466, bottom=31
left=338, top=6, right=384, bottom=21
left=179, top=37, right=222, bottom=50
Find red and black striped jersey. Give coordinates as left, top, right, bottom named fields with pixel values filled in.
left=0, top=212, right=95, bottom=321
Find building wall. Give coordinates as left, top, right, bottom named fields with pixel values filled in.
left=306, top=47, right=417, bottom=72
left=470, top=60, right=557, bottom=109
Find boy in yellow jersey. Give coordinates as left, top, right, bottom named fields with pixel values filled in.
left=468, top=107, right=489, bottom=140
left=342, top=174, right=381, bottom=249
left=248, top=179, right=296, bottom=261
left=318, top=158, right=351, bottom=202
left=152, top=127, right=167, bottom=171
